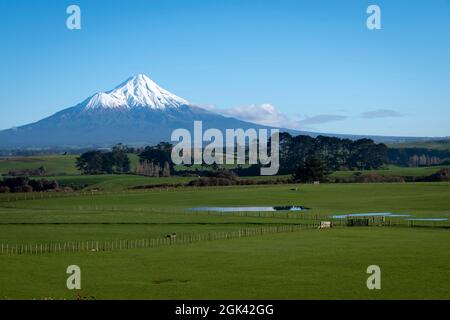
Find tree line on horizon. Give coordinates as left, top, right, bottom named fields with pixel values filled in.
left=278, top=133, right=388, bottom=173
left=74, top=134, right=388, bottom=182
left=75, top=144, right=130, bottom=174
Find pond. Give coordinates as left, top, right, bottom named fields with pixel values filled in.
left=331, top=212, right=412, bottom=219
left=187, top=206, right=310, bottom=212
left=331, top=213, right=448, bottom=222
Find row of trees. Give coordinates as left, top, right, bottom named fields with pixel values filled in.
left=387, top=148, right=450, bottom=167
left=76, top=145, right=130, bottom=174
left=0, top=177, right=58, bottom=193
left=74, top=135, right=388, bottom=182
left=235, top=134, right=388, bottom=179
left=136, top=161, right=171, bottom=177
left=131, top=134, right=387, bottom=178
left=277, top=133, right=388, bottom=174
left=136, top=142, right=174, bottom=177
left=75, top=142, right=175, bottom=177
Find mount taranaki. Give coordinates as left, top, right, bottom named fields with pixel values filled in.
left=0, top=74, right=432, bottom=149
left=0, top=74, right=299, bottom=149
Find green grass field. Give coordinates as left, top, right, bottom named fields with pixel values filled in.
left=0, top=182, right=449, bottom=299
left=2, top=154, right=447, bottom=189
left=50, top=174, right=195, bottom=191
left=50, top=164, right=449, bottom=192
left=1, top=227, right=448, bottom=300
left=330, top=165, right=448, bottom=179
left=0, top=154, right=141, bottom=177
left=387, top=140, right=450, bottom=151
left=0, top=155, right=80, bottom=175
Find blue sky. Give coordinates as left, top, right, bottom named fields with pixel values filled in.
left=0, top=0, right=449, bottom=137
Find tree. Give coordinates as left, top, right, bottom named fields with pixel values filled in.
left=348, top=139, right=387, bottom=170
left=293, top=155, right=330, bottom=183
left=162, top=162, right=171, bottom=177
left=76, top=146, right=131, bottom=174
left=111, top=146, right=131, bottom=173
left=76, top=151, right=105, bottom=174
left=139, top=142, right=174, bottom=176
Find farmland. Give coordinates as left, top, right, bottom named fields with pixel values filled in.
left=0, top=154, right=141, bottom=176
left=1, top=154, right=449, bottom=191
left=0, top=182, right=449, bottom=299
left=387, top=140, right=450, bottom=151
left=1, top=227, right=449, bottom=300
left=0, top=155, right=80, bottom=176
left=329, top=165, right=449, bottom=179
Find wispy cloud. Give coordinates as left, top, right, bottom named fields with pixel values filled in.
left=202, top=104, right=347, bottom=130
left=361, top=109, right=406, bottom=119
left=204, top=104, right=407, bottom=131
left=297, top=114, right=347, bottom=125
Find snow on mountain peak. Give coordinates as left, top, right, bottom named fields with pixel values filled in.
left=84, top=74, right=189, bottom=110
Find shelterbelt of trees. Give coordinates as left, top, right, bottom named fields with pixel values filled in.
left=277, top=133, right=388, bottom=173
left=236, top=133, right=389, bottom=176
left=75, top=145, right=130, bottom=174
left=387, top=148, right=450, bottom=167
left=74, top=134, right=388, bottom=177
left=0, top=177, right=59, bottom=193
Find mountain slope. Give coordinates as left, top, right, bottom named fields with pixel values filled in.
left=0, top=104, right=283, bottom=148
left=0, top=74, right=446, bottom=149
left=0, top=75, right=291, bottom=148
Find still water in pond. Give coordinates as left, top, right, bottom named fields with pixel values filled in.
left=187, top=206, right=309, bottom=212
left=331, top=213, right=448, bottom=221
left=331, top=213, right=412, bottom=219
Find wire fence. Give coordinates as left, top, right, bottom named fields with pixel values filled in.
left=0, top=190, right=143, bottom=203
left=0, top=223, right=318, bottom=256
left=0, top=184, right=274, bottom=204
left=0, top=186, right=199, bottom=204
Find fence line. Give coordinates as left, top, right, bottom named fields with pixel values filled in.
left=0, top=190, right=132, bottom=204
left=0, top=183, right=294, bottom=205
left=0, top=185, right=237, bottom=204
left=0, top=224, right=318, bottom=256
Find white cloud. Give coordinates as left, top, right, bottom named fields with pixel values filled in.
left=219, top=104, right=292, bottom=127
left=361, top=109, right=406, bottom=119
left=297, top=114, right=347, bottom=125
left=202, top=104, right=348, bottom=130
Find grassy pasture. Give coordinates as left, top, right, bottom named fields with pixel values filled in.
left=0, top=179, right=449, bottom=299
left=330, top=165, right=448, bottom=179
left=0, top=155, right=79, bottom=175
left=51, top=174, right=195, bottom=191
left=0, top=227, right=448, bottom=300
left=48, top=164, right=448, bottom=191
left=1, top=154, right=447, bottom=187
left=1, top=183, right=449, bottom=222
left=0, top=154, right=141, bottom=177
left=387, top=140, right=450, bottom=151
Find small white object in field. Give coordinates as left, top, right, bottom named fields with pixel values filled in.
left=319, top=221, right=332, bottom=229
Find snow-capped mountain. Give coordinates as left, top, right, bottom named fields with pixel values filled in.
left=0, top=74, right=296, bottom=148
left=84, top=74, right=188, bottom=110
left=1, top=74, right=423, bottom=149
